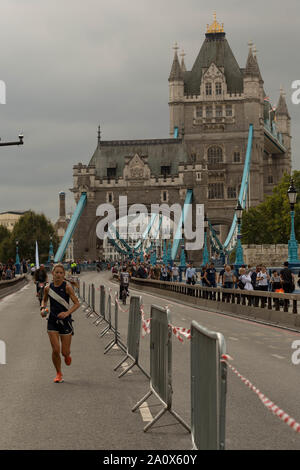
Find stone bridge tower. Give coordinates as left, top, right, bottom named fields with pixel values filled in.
left=71, top=14, right=291, bottom=262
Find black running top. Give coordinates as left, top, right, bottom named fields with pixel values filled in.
left=49, top=281, right=70, bottom=319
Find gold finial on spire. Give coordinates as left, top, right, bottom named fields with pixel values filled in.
left=180, top=49, right=186, bottom=60
left=253, top=45, right=258, bottom=57
left=248, top=40, right=253, bottom=51
left=206, top=12, right=224, bottom=33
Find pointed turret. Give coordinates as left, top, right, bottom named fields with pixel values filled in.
left=168, top=43, right=184, bottom=136
left=168, top=43, right=183, bottom=81
left=180, top=50, right=187, bottom=73
left=89, top=125, right=102, bottom=166
left=244, top=42, right=261, bottom=78
left=276, top=87, right=290, bottom=118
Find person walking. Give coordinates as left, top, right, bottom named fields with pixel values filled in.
left=280, top=262, right=295, bottom=293
left=41, top=263, right=80, bottom=383
left=186, top=263, right=196, bottom=285
left=238, top=267, right=254, bottom=291
left=256, top=266, right=270, bottom=292
left=203, top=262, right=217, bottom=288
left=270, top=270, right=282, bottom=292
left=222, top=265, right=236, bottom=289
left=172, top=264, right=179, bottom=282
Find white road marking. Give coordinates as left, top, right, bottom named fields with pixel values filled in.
left=139, top=402, right=153, bottom=422
left=271, top=354, right=285, bottom=360
left=228, top=337, right=239, bottom=341
left=112, top=344, right=119, bottom=350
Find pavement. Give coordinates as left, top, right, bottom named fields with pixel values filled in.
left=0, top=277, right=191, bottom=450
left=1, top=272, right=300, bottom=450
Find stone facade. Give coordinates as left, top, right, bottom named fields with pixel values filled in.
left=242, top=244, right=298, bottom=267
left=71, top=16, right=291, bottom=262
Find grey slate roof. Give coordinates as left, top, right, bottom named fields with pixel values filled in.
left=89, top=139, right=189, bottom=178
left=184, top=32, right=244, bottom=95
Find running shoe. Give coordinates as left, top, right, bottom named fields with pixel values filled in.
left=64, top=355, right=72, bottom=366
left=54, top=372, right=64, bottom=383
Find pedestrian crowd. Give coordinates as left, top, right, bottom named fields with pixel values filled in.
left=109, top=259, right=299, bottom=295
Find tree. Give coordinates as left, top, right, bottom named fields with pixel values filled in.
left=242, top=172, right=300, bottom=244
left=0, top=225, right=10, bottom=244
left=0, top=211, right=59, bottom=263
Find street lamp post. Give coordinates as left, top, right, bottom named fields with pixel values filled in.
left=287, top=178, right=300, bottom=267
left=15, top=240, right=20, bottom=275
left=48, top=236, right=54, bottom=265
left=234, top=201, right=245, bottom=270
left=179, top=240, right=186, bottom=283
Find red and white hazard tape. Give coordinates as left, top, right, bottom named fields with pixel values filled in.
left=169, top=325, right=191, bottom=343
left=221, top=354, right=300, bottom=434
left=115, top=298, right=129, bottom=313
left=140, top=305, right=151, bottom=337
left=140, top=305, right=190, bottom=343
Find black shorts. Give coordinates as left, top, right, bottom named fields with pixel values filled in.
left=47, top=315, right=74, bottom=336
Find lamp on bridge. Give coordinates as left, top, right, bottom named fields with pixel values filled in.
left=287, top=178, right=300, bottom=267
left=234, top=201, right=245, bottom=269
left=48, top=236, right=54, bottom=265
left=15, top=240, right=20, bottom=275
left=202, top=214, right=209, bottom=267
left=179, top=240, right=186, bottom=282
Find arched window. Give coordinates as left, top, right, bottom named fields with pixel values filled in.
left=207, top=146, right=223, bottom=164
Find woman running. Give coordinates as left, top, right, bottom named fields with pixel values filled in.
left=41, top=263, right=80, bottom=383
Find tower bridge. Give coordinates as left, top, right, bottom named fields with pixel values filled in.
left=56, top=15, right=291, bottom=264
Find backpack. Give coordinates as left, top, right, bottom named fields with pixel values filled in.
left=237, top=278, right=244, bottom=290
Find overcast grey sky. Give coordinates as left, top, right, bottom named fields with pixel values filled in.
left=0, top=0, right=299, bottom=222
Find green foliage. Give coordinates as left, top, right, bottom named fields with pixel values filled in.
left=0, top=225, right=10, bottom=244
left=0, top=211, right=59, bottom=263
left=242, top=172, right=300, bottom=244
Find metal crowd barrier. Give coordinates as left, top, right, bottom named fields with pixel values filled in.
left=191, top=321, right=227, bottom=450
left=100, top=285, right=106, bottom=319
left=99, top=292, right=112, bottom=335
left=104, top=299, right=127, bottom=354
left=82, top=282, right=86, bottom=304
left=132, top=305, right=190, bottom=433
left=114, top=295, right=149, bottom=379
left=81, top=280, right=229, bottom=445
left=86, top=284, right=96, bottom=318
left=84, top=284, right=93, bottom=315
left=94, top=284, right=107, bottom=326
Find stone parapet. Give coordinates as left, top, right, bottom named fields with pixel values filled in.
left=242, top=244, right=298, bottom=266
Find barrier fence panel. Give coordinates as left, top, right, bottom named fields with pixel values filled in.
left=191, top=321, right=227, bottom=450
left=132, top=305, right=190, bottom=433
left=93, top=285, right=106, bottom=326
left=104, top=299, right=127, bottom=354
left=100, top=293, right=112, bottom=335
left=85, top=284, right=93, bottom=315
left=100, top=285, right=106, bottom=319
left=86, top=284, right=95, bottom=318
left=114, top=296, right=150, bottom=379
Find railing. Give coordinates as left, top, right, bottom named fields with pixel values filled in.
left=121, top=276, right=300, bottom=329
left=0, top=275, right=28, bottom=299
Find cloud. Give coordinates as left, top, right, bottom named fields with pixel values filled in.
left=0, top=0, right=297, bottom=222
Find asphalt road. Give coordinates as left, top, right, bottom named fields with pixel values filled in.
left=1, top=272, right=300, bottom=450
